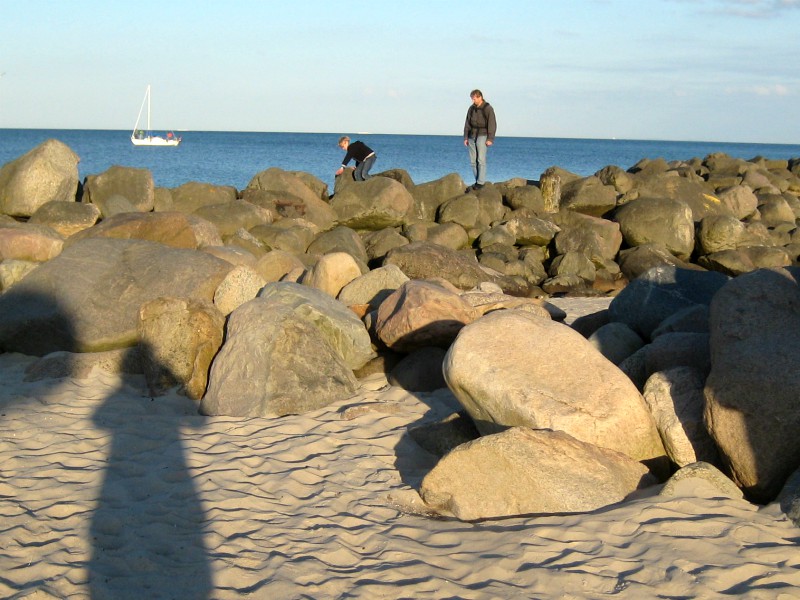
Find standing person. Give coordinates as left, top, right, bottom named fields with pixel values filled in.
left=463, top=89, right=497, bottom=190
left=335, top=136, right=377, bottom=181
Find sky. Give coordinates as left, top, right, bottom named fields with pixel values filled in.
left=1, top=0, right=799, bottom=143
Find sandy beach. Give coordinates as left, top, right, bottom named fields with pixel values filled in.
left=1, top=297, right=798, bottom=600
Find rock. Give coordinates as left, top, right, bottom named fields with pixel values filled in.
left=504, top=215, right=560, bottom=247
left=587, top=321, right=645, bottom=365
left=650, top=304, right=710, bottom=338
left=329, top=176, right=414, bottom=229
left=775, top=467, right=800, bottom=528
left=66, top=211, right=223, bottom=249
left=0, top=222, right=64, bottom=262
left=253, top=249, right=306, bottom=283
left=408, top=173, right=465, bottom=221
left=202, top=245, right=258, bottom=269
left=388, top=346, right=448, bottom=391
left=608, top=266, right=729, bottom=339
left=0, top=259, right=38, bottom=291
left=304, top=251, right=363, bottom=298
left=420, top=427, right=656, bottom=520
left=0, top=139, right=79, bottom=217
left=213, top=264, right=266, bottom=315
left=0, top=238, right=232, bottom=355
left=704, top=267, right=800, bottom=502
left=361, top=228, right=409, bottom=264
left=257, top=281, right=375, bottom=370
left=643, top=367, right=720, bottom=468
left=24, top=348, right=142, bottom=381
left=249, top=220, right=317, bottom=255
left=192, top=200, right=273, bottom=236
left=384, top=241, right=527, bottom=296
left=169, top=181, right=238, bottom=213
left=553, top=210, right=622, bottom=262
left=614, top=197, right=695, bottom=260
left=659, top=462, right=743, bottom=499
left=443, top=310, right=666, bottom=464
left=696, top=214, right=747, bottom=254
left=337, top=264, right=409, bottom=312
left=407, top=411, right=480, bottom=457
left=425, top=222, right=470, bottom=250
left=245, top=167, right=336, bottom=230
left=307, top=225, right=369, bottom=265
left=200, top=281, right=374, bottom=417
left=503, top=185, right=545, bottom=212
left=559, top=175, right=618, bottom=217
left=29, top=200, right=101, bottom=238
left=617, top=243, right=698, bottom=281
left=137, top=297, right=225, bottom=400
left=81, top=165, right=155, bottom=214
left=375, top=280, right=480, bottom=352
left=717, top=185, right=758, bottom=220
left=628, top=171, right=727, bottom=222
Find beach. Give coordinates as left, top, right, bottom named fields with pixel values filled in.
left=2, top=298, right=799, bottom=600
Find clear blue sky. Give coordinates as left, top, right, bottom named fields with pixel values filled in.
left=1, top=0, right=798, bottom=143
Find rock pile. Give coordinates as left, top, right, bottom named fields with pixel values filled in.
left=2, top=139, right=800, bottom=521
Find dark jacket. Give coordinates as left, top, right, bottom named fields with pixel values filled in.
left=463, top=101, right=497, bottom=142
left=341, top=140, right=375, bottom=167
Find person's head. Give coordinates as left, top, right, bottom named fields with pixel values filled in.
left=470, top=89, right=484, bottom=106
left=338, top=135, right=350, bottom=150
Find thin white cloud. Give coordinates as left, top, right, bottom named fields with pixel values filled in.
left=678, top=0, right=800, bottom=18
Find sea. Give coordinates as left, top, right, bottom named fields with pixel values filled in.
left=2, top=128, right=799, bottom=192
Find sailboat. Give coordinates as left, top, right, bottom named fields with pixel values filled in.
left=130, top=85, right=181, bottom=146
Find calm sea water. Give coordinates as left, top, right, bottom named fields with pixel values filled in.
left=2, top=129, right=799, bottom=192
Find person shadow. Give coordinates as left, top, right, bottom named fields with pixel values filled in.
left=0, top=288, right=210, bottom=597
left=88, top=342, right=212, bottom=600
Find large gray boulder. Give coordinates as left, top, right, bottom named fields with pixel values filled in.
left=200, top=282, right=374, bottom=417
left=559, top=175, right=618, bottom=217
left=169, top=181, right=238, bottom=214
left=81, top=165, right=155, bottom=214
left=329, top=176, right=414, bottom=230
left=443, top=310, right=666, bottom=465
left=29, top=200, right=101, bottom=238
left=0, top=238, right=232, bottom=355
left=704, top=267, right=800, bottom=502
left=420, top=427, right=656, bottom=520
left=0, top=222, right=64, bottom=262
left=410, top=173, right=466, bottom=221
left=608, top=266, right=729, bottom=340
left=614, top=197, right=695, bottom=260
left=192, top=200, right=273, bottom=236
left=0, top=139, right=79, bottom=217
left=245, top=167, right=336, bottom=230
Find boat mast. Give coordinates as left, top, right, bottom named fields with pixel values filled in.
left=147, top=84, right=152, bottom=132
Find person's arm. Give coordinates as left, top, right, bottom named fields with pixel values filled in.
left=486, top=105, right=497, bottom=145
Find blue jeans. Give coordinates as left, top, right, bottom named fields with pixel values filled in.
left=354, top=154, right=376, bottom=181
left=467, top=135, right=488, bottom=185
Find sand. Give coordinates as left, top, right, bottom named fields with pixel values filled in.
left=1, top=298, right=799, bottom=599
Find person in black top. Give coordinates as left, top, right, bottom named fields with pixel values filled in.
left=463, top=89, right=497, bottom=189
left=335, top=136, right=377, bottom=181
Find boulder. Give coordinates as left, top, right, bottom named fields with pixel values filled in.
left=137, top=297, right=225, bottom=400
left=375, top=279, right=480, bottom=352
left=329, top=176, right=414, bottom=230
left=249, top=220, right=316, bottom=255
left=717, top=185, right=758, bottom=220
left=361, top=227, right=410, bottom=263
left=409, top=173, right=465, bottom=221
left=660, top=462, right=743, bottom=499
left=0, top=139, right=79, bottom=217
left=696, top=214, right=746, bottom=254
left=614, top=197, right=695, bottom=260
left=617, top=243, right=697, bottom=281
left=553, top=210, right=622, bottom=262
left=192, top=200, right=273, bottom=236
left=443, top=310, right=666, bottom=464
left=420, top=427, right=656, bottom=520
left=643, top=366, right=720, bottom=468
left=704, top=267, right=800, bottom=502
left=253, top=249, right=306, bottom=283
left=559, top=175, right=618, bottom=217
left=608, top=266, right=729, bottom=339
left=337, top=264, right=410, bottom=311
left=388, top=346, right=448, bottom=391
left=81, top=165, right=155, bottom=214
left=307, top=225, right=369, bottom=265
left=29, top=200, right=101, bottom=238
left=0, top=259, right=38, bottom=291
left=24, top=348, right=142, bottom=381
left=170, top=181, right=238, bottom=213
left=200, top=282, right=375, bottom=417
left=0, top=222, right=64, bottom=262
left=303, top=251, right=363, bottom=298
left=587, top=321, right=645, bottom=365
left=0, top=238, right=232, bottom=355
left=213, top=264, right=266, bottom=315
left=246, top=167, right=336, bottom=230
left=66, top=211, right=223, bottom=249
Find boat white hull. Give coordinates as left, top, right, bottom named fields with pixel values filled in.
left=130, top=135, right=181, bottom=147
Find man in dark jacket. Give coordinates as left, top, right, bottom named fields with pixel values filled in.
left=336, top=136, right=377, bottom=181
left=463, top=89, right=497, bottom=189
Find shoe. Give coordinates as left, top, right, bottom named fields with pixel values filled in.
left=472, top=183, right=484, bottom=190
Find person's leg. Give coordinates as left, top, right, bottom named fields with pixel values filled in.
left=354, top=161, right=365, bottom=181
left=467, top=137, right=479, bottom=184
left=360, top=154, right=376, bottom=179
left=475, top=135, right=488, bottom=185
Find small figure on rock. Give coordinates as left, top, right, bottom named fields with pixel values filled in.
left=336, top=136, right=377, bottom=181
left=463, top=89, right=497, bottom=190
